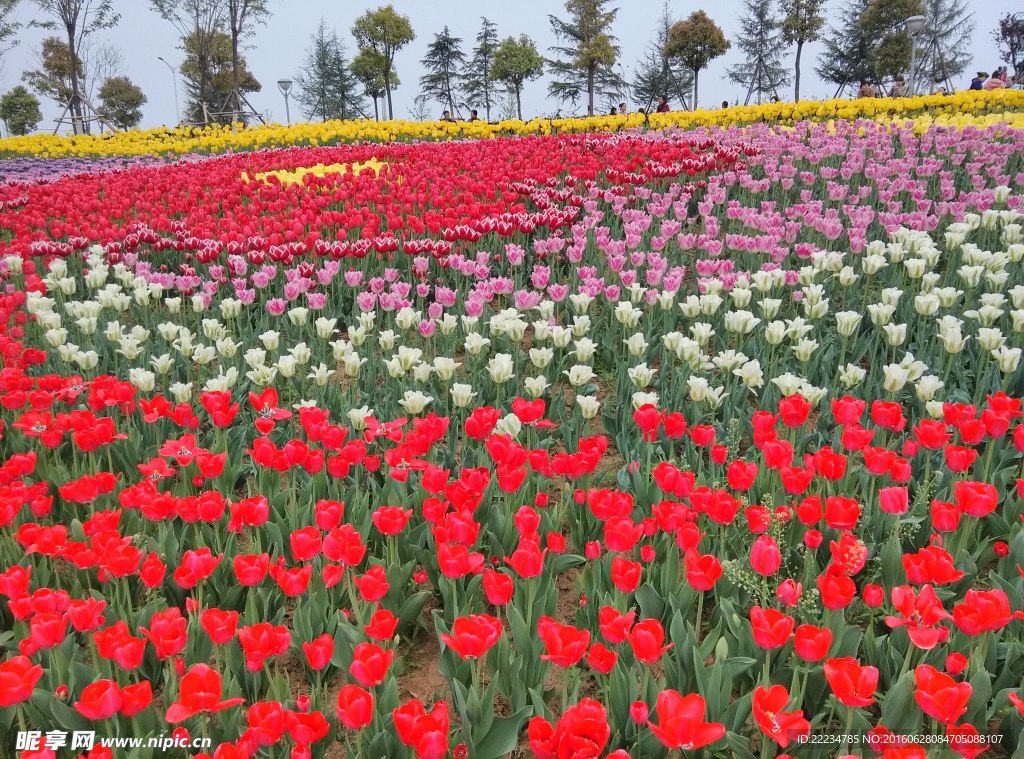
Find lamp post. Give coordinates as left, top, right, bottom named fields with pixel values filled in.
left=277, top=79, right=293, bottom=125
left=157, top=56, right=180, bottom=125
left=905, top=15, right=927, bottom=95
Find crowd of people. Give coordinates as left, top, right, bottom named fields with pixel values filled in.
left=857, top=64, right=1019, bottom=99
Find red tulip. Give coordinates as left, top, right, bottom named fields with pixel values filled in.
left=337, top=684, right=374, bottom=730
left=752, top=685, right=810, bottom=747
left=824, top=657, right=878, bottom=708
left=0, top=655, right=42, bottom=707
left=749, top=606, right=794, bottom=649
left=538, top=616, right=590, bottom=668
left=165, top=664, right=245, bottom=723
left=648, top=690, right=725, bottom=750
left=349, top=642, right=394, bottom=687
left=914, top=664, right=971, bottom=725
left=75, top=679, right=123, bottom=720
left=440, top=614, right=503, bottom=660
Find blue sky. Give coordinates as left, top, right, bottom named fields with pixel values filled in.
left=0, top=0, right=1004, bottom=131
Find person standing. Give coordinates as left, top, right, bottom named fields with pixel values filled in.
left=969, top=72, right=988, bottom=90
left=656, top=96, right=670, bottom=113
left=889, top=76, right=907, bottom=97
left=857, top=80, right=876, bottom=98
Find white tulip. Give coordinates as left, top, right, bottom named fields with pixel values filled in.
left=169, top=381, right=193, bottom=402
left=624, top=333, right=648, bottom=357
left=977, top=328, right=1005, bottom=351
left=530, top=347, right=554, bottom=369
left=735, top=359, right=764, bottom=390
left=151, top=353, right=175, bottom=374
left=614, top=301, right=643, bottom=327
left=342, top=353, right=366, bottom=378
left=287, top=307, right=309, bottom=326
left=573, top=338, right=596, bottom=363
left=260, top=330, right=280, bottom=351
left=330, top=339, right=353, bottom=360
left=758, top=298, right=782, bottom=320
left=464, top=333, right=491, bottom=355
left=565, top=364, right=595, bottom=387
left=883, top=324, right=907, bottom=347
left=451, top=383, right=477, bottom=407
left=314, top=317, right=337, bottom=339
left=576, top=395, right=601, bottom=419
left=628, top=363, right=656, bottom=388
left=275, top=356, right=297, bottom=378
left=792, top=338, right=818, bottom=362
left=915, top=375, right=944, bottom=402
left=839, top=363, right=866, bottom=388
left=348, top=407, right=373, bottom=430
left=550, top=326, right=572, bottom=348
left=45, top=328, right=68, bottom=347
left=571, top=315, right=592, bottom=338
left=433, top=357, right=460, bottom=381
left=487, top=353, right=515, bottom=384
left=882, top=363, right=910, bottom=393
left=399, top=391, right=433, bottom=414
left=192, top=345, right=217, bottom=365
left=523, top=376, right=550, bottom=398
left=835, top=311, right=862, bottom=337
left=632, top=391, right=659, bottom=409
left=377, top=330, right=397, bottom=350
left=764, top=321, right=787, bottom=345
left=993, top=346, right=1022, bottom=374
left=495, top=413, right=522, bottom=437
left=413, top=363, right=433, bottom=384
left=216, top=337, right=242, bottom=358
left=128, top=368, right=156, bottom=392
left=569, top=293, right=593, bottom=314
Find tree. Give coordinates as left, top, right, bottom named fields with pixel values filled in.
left=295, top=19, right=366, bottom=122
left=1, top=0, right=20, bottom=69
left=914, top=0, right=973, bottom=91
left=352, top=5, right=414, bottom=120
left=29, top=0, right=120, bottom=134
left=665, top=11, right=730, bottom=110
left=815, top=0, right=873, bottom=95
left=150, top=0, right=225, bottom=121
left=490, top=35, right=545, bottom=120
left=0, top=85, right=42, bottom=135
left=860, top=0, right=923, bottom=83
left=23, top=36, right=80, bottom=112
left=224, top=0, right=269, bottom=120
left=547, top=0, right=622, bottom=116
left=728, top=0, right=789, bottom=104
left=419, top=26, right=466, bottom=116
left=97, top=74, right=145, bottom=129
left=780, top=0, right=825, bottom=101
left=994, top=13, right=1024, bottom=77
left=180, top=29, right=259, bottom=124
left=633, top=2, right=692, bottom=112
left=463, top=18, right=498, bottom=121
left=351, top=48, right=396, bottom=122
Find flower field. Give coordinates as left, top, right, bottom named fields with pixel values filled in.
left=1, top=104, right=1024, bottom=759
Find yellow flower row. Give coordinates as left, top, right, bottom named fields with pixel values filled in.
left=2, top=89, right=1022, bottom=158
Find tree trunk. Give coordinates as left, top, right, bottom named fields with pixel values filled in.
left=692, top=69, right=700, bottom=110
left=66, top=23, right=83, bottom=135
left=231, top=33, right=241, bottom=121
left=515, top=86, right=522, bottom=120
left=587, top=65, right=595, bottom=116
left=384, top=65, right=394, bottom=120
left=373, top=96, right=379, bottom=122
left=794, top=41, right=803, bottom=101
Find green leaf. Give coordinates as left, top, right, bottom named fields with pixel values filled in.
left=472, top=707, right=531, bottom=759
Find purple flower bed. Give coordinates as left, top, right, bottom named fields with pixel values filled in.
left=0, top=155, right=207, bottom=186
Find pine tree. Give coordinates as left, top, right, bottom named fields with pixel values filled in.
left=419, top=26, right=466, bottom=116
left=633, top=2, right=692, bottom=112
left=463, top=18, right=499, bottom=121
left=815, top=0, right=873, bottom=95
left=728, top=0, right=789, bottom=104
left=915, top=0, right=974, bottom=92
left=780, top=0, right=825, bottom=101
left=180, top=29, right=260, bottom=124
left=295, top=20, right=366, bottom=122
left=547, top=0, right=623, bottom=116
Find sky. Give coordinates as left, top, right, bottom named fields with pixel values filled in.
left=0, top=0, right=1006, bottom=133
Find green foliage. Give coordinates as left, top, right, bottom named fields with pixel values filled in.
left=665, top=10, right=730, bottom=109
left=779, top=0, right=826, bottom=100
left=351, top=48, right=398, bottom=122
left=916, top=0, right=975, bottom=89
left=815, top=0, right=873, bottom=93
left=97, top=74, right=146, bottom=130
left=180, top=29, right=260, bottom=122
left=490, top=35, right=545, bottom=120
left=419, top=26, right=467, bottom=116
left=22, top=36, right=80, bottom=108
left=0, top=0, right=19, bottom=60
left=547, top=0, right=623, bottom=116
left=352, top=4, right=415, bottom=120
left=860, top=0, right=924, bottom=82
left=632, top=2, right=693, bottom=112
left=0, top=85, right=42, bottom=135
left=994, top=13, right=1024, bottom=77
left=294, top=19, right=367, bottom=122
left=463, top=18, right=499, bottom=121
left=727, top=0, right=789, bottom=104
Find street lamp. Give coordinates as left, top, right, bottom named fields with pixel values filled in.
left=905, top=15, right=927, bottom=95
left=277, top=79, right=293, bottom=125
left=157, top=56, right=180, bottom=125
